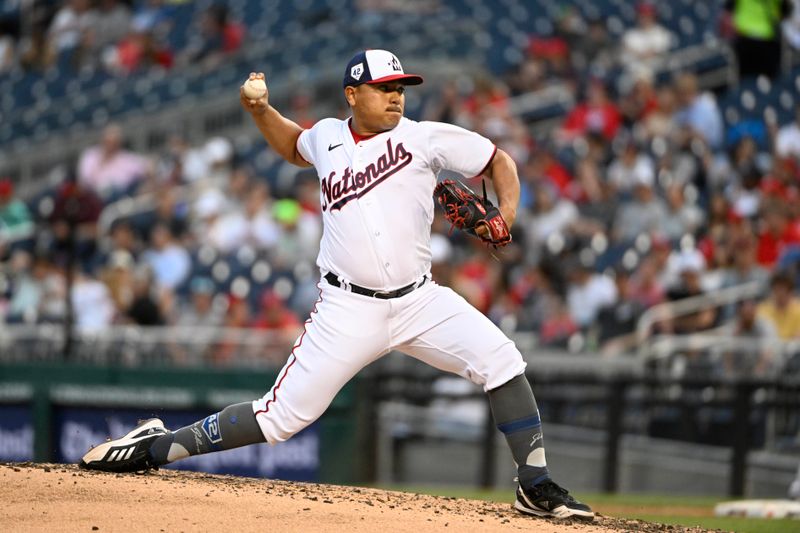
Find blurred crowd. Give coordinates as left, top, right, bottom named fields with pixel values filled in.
left=0, top=0, right=244, bottom=76
left=1, top=1, right=800, bottom=376
left=417, top=2, right=800, bottom=379
left=0, top=125, right=319, bottom=364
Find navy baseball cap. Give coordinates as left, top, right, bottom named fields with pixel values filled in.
left=342, top=50, right=424, bottom=88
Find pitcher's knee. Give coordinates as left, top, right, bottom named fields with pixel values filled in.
left=483, top=346, right=527, bottom=391
left=252, top=400, right=319, bottom=444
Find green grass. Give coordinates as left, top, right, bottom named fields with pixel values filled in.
left=577, top=491, right=721, bottom=507
left=378, top=485, right=799, bottom=532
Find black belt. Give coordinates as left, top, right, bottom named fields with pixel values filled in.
left=324, top=272, right=428, bottom=299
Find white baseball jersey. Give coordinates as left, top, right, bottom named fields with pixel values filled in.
left=253, top=115, right=525, bottom=446
left=296, top=116, right=497, bottom=290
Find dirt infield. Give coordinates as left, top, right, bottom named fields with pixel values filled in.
left=2, top=463, right=714, bottom=532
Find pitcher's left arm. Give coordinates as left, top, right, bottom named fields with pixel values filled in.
left=483, top=148, right=520, bottom=229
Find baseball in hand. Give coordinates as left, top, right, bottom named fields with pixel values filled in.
left=243, top=77, right=267, bottom=99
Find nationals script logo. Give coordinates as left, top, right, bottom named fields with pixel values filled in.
left=321, top=138, right=412, bottom=211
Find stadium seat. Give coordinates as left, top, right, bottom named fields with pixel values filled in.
left=0, top=0, right=760, bottom=149
left=779, top=90, right=795, bottom=112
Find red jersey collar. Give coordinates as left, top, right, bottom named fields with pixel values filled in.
left=348, top=118, right=379, bottom=144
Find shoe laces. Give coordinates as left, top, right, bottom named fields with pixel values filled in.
left=542, top=481, right=568, bottom=493
left=545, top=481, right=579, bottom=503
left=518, top=478, right=572, bottom=497
left=530, top=480, right=572, bottom=499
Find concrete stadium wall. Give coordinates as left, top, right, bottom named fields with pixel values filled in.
left=383, top=424, right=798, bottom=498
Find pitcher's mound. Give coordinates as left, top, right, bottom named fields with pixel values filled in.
left=2, top=463, right=710, bottom=532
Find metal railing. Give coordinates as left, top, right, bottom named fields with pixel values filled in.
left=659, top=40, right=736, bottom=83
left=635, top=280, right=766, bottom=355
left=1, top=318, right=797, bottom=496
left=0, top=324, right=296, bottom=368
left=647, top=333, right=800, bottom=366
left=96, top=184, right=194, bottom=238
left=507, top=83, right=575, bottom=117
left=364, top=360, right=800, bottom=496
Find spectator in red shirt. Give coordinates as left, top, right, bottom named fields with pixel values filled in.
left=251, top=290, right=303, bottom=361
left=528, top=36, right=574, bottom=81
left=48, top=176, right=104, bottom=271
left=214, top=295, right=252, bottom=365
left=619, top=69, right=659, bottom=127
left=179, top=4, right=243, bottom=69
left=756, top=201, right=800, bottom=267
left=760, top=157, right=800, bottom=203
left=518, top=149, right=574, bottom=209
left=451, top=256, right=498, bottom=314
left=629, top=254, right=666, bottom=309
left=252, top=290, right=301, bottom=333
left=463, top=77, right=508, bottom=113
left=558, top=76, right=621, bottom=142
left=539, top=294, right=578, bottom=347
left=110, top=27, right=172, bottom=74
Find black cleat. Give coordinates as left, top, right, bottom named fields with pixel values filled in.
left=79, top=418, right=168, bottom=473
left=514, top=480, right=594, bottom=520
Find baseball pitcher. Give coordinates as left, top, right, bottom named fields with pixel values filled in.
left=80, top=49, right=593, bottom=521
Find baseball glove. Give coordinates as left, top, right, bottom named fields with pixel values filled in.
left=434, top=179, right=512, bottom=247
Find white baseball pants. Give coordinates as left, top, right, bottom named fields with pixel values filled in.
left=252, top=277, right=527, bottom=444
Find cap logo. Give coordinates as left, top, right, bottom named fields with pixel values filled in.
left=350, top=63, right=364, bottom=80
left=390, top=56, right=402, bottom=72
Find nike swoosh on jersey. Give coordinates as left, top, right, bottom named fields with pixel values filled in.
left=328, top=143, right=343, bottom=151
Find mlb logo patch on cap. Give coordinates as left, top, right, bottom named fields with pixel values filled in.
left=343, top=50, right=424, bottom=88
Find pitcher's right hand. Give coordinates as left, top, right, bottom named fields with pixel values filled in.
left=240, top=72, right=269, bottom=116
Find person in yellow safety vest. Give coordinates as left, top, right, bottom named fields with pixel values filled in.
left=725, top=0, right=791, bottom=79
